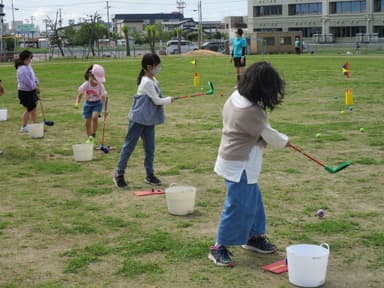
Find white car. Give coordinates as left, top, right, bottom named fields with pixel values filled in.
left=165, top=40, right=198, bottom=55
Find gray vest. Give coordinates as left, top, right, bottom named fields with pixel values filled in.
left=128, top=84, right=165, bottom=126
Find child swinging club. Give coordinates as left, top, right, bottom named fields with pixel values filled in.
left=209, top=61, right=290, bottom=267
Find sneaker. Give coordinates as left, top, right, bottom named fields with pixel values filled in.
left=208, top=245, right=234, bottom=267
left=241, top=235, right=277, bottom=254
left=144, top=174, right=161, bottom=185
left=20, top=125, right=29, bottom=133
left=113, top=174, right=128, bottom=189
left=86, top=136, right=95, bottom=144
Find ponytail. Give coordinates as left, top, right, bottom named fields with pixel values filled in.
left=84, top=65, right=93, bottom=80
left=14, top=59, right=24, bottom=69
left=14, top=50, right=33, bottom=69
left=137, top=69, right=146, bottom=85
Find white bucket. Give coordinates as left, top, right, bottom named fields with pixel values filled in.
left=0, top=109, right=7, bottom=121
left=72, top=144, right=94, bottom=161
left=287, top=243, right=330, bottom=287
left=165, top=184, right=196, bottom=216
left=28, top=123, right=44, bottom=138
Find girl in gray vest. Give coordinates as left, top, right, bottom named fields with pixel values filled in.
left=209, top=61, right=290, bottom=267
left=114, top=53, right=173, bottom=188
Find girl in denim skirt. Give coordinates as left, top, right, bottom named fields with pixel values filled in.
left=74, top=64, right=107, bottom=144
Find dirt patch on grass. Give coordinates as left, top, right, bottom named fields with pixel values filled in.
left=183, top=50, right=226, bottom=57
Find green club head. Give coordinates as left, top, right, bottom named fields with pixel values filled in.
left=206, top=81, right=214, bottom=95
left=324, top=161, right=350, bottom=173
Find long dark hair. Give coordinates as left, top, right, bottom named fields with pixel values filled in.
left=14, top=50, right=33, bottom=69
left=238, top=61, right=285, bottom=111
left=137, top=53, right=161, bottom=85
left=84, top=64, right=94, bottom=80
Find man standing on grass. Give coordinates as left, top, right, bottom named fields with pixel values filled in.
left=295, top=37, right=301, bottom=55
left=230, top=28, right=247, bottom=86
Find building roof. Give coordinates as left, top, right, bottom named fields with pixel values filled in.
left=113, top=12, right=184, bottom=22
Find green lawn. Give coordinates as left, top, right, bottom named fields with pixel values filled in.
left=0, top=53, right=383, bottom=288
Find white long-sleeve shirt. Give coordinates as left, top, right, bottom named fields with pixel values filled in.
left=214, top=92, right=288, bottom=184
left=137, top=76, right=172, bottom=105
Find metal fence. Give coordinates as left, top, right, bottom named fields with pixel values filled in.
left=1, top=40, right=383, bottom=63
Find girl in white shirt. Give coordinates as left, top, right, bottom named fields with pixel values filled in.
left=209, top=61, right=289, bottom=267
left=114, top=53, right=173, bottom=188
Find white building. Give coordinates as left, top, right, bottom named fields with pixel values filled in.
left=247, top=0, right=384, bottom=42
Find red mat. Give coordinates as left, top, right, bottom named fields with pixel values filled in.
left=261, top=259, right=288, bottom=274
left=134, top=189, right=165, bottom=196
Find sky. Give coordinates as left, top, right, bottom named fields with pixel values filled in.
left=2, top=0, right=247, bottom=31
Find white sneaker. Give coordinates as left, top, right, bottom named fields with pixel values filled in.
left=20, top=126, right=29, bottom=133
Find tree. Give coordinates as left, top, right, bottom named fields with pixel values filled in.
left=131, top=31, right=145, bottom=45
left=62, top=26, right=77, bottom=47
left=121, top=25, right=131, bottom=56
left=81, top=13, right=108, bottom=57
left=145, top=25, right=157, bottom=53
left=45, top=10, right=65, bottom=56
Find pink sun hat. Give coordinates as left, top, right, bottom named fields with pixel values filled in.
left=91, top=64, right=106, bottom=83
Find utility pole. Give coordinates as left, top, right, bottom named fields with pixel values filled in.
left=198, top=0, right=202, bottom=49
left=11, top=0, right=15, bottom=32
left=59, top=8, right=62, bottom=27
left=106, top=1, right=111, bottom=32
left=0, top=0, right=5, bottom=52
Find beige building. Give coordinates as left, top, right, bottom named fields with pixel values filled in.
left=247, top=0, right=384, bottom=42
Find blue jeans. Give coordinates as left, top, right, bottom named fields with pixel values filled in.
left=216, top=171, right=266, bottom=246
left=116, top=120, right=155, bottom=176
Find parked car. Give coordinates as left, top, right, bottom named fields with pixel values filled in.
left=165, top=40, right=198, bottom=55
left=201, top=41, right=228, bottom=54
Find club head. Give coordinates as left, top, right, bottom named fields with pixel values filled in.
left=44, top=120, right=54, bottom=126
left=324, top=161, right=350, bottom=173
left=100, top=144, right=109, bottom=154
left=206, top=81, right=214, bottom=95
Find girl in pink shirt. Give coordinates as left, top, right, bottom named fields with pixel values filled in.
left=74, top=64, right=107, bottom=144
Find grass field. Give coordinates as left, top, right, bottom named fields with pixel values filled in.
left=0, top=53, right=383, bottom=288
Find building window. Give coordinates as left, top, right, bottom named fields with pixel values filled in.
left=373, top=26, right=384, bottom=37
left=264, top=37, right=275, bottom=45
left=288, top=27, right=321, bottom=37
left=253, top=5, right=282, bottom=17
left=254, top=28, right=283, bottom=32
left=374, top=0, right=384, bottom=11
left=330, top=26, right=366, bottom=37
left=280, top=37, right=292, bottom=45
left=288, top=3, right=322, bottom=15
left=330, top=1, right=366, bottom=14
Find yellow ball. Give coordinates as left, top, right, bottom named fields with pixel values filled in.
left=340, top=110, right=345, bottom=114
left=359, top=127, right=365, bottom=132
left=316, top=133, right=321, bottom=138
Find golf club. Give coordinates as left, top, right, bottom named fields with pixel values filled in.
left=288, top=143, right=350, bottom=173
left=174, top=81, right=214, bottom=100
left=38, top=94, right=54, bottom=126
left=100, top=96, right=109, bottom=153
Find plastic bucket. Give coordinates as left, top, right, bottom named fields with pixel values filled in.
left=72, top=144, right=94, bottom=161
left=28, top=123, right=44, bottom=138
left=165, top=184, right=196, bottom=215
left=0, top=109, right=7, bottom=121
left=286, top=243, right=330, bottom=287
